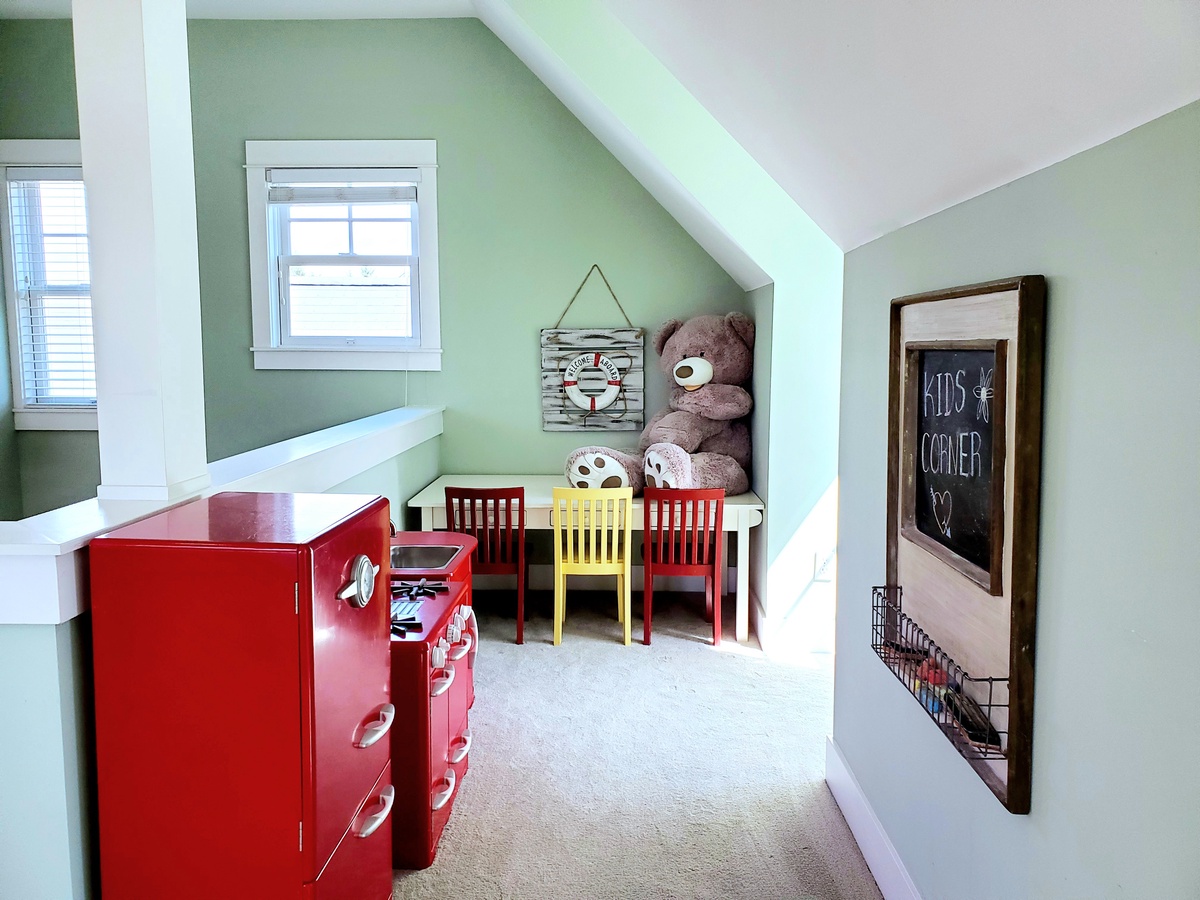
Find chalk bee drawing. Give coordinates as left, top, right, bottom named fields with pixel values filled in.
left=973, top=367, right=994, bottom=423
left=931, top=488, right=953, bottom=538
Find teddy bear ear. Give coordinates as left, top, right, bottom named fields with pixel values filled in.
left=726, top=312, right=755, bottom=349
left=653, top=319, right=683, bottom=356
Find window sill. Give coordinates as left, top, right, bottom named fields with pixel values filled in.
left=14, top=408, right=98, bottom=431
left=251, top=346, right=442, bottom=372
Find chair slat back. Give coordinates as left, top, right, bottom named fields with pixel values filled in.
left=445, top=486, right=525, bottom=568
left=643, top=487, right=725, bottom=567
left=552, top=487, right=633, bottom=566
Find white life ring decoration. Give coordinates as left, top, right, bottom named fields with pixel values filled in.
left=562, top=352, right=623, bottom=412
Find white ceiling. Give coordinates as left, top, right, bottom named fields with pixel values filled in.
left=3, top=0, right=1197, bottom=250
left=600, top=0, right=1200, bottom=248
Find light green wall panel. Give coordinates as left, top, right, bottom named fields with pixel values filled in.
left=187, top=18, right=746, bottom=471
left=746, top=283, right=772, bottom=597
left=835, top=101, right=1200, bottom=899
left=327, top=437, right=440, bottom=532
left=0, top=619, right=93, bottom=899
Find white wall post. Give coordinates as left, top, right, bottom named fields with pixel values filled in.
left=71, top=0, right=210, bottom=501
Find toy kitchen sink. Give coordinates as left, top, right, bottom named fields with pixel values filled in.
left=389, top=531, right=472, bottom=581
left=391, top=543, right=463, bottom=572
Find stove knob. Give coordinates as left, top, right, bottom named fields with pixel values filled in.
left=460, top=604, right=473, bottom=621
left=452, top=613, right=466, bottom=632
left=447, top=623, right=462, bottom=644
left=431, top=644, right=448, bottom=669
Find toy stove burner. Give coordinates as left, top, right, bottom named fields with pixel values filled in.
left=392, top=578, right=450, bottom=600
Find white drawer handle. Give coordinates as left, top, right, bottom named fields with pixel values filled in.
left=449, top=727, right=472, bottom=764
left=431, top=663, right=456, bottom=697
left=355, top=785, right=395, bottom=839
left=431, top=769, right=456, bottom=811
left=448, top=632, right=473, bottom=661
left=354, top=703, right=395, bottom=749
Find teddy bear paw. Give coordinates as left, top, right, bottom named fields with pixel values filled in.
left=565, top=447, right=643, bottom=491
left=644, top=443, right=694, bottom=490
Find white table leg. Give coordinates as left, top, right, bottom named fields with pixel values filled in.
left=421, top=506, right=433, bottom=531
left=721, top=533, right=731, bottom=595
left=736, top=513, right=750, bottom=642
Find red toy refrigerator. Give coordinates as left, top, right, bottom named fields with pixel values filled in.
left=90, top=492, right=395, bottom=900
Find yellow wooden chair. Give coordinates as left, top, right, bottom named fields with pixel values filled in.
left=550, top=486, right=634, bottom=645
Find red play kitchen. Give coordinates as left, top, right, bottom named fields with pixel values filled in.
left=88, top=492, right=478, bottom=899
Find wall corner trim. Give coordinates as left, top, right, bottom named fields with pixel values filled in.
left=826, top=736, right=922, bottom=900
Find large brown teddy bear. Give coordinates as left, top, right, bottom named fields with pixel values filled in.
left=565, top=312, right=754, bottom=494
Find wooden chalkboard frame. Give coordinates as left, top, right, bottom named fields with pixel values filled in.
left=885, top=275, right=1046, bottom=814
left=900, top=339, right=1008, bottom=595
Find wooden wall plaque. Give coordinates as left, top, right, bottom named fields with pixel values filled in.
left=540, top=327, right=644, bottom=431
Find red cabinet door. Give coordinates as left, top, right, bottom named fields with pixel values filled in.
left=311, top=763, right=394, bottom=900
left=302, top=498, right=392, bottom=876
left=91, top=543, right=306, bottom=898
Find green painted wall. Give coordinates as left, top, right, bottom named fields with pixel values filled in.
left=836, top=101, right=1200, bottom=899
left=327, top=435, right=440, bottom=532
left=0, top=20, right=93, bottom=518
left=0, top=260, right=19, bottom=520
left=17, top=431, right=100, bottom=517
left=187, top=18, right=745, bottom=469
left=0, top=18, right=744, bottom=515
left=0, top=20, right=84, bottom=518
left=0, top=20, right=79, bottom=139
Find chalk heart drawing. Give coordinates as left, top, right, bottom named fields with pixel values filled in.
left=931, top=490, right=953, bottom=537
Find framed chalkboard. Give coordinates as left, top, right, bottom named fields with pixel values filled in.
left=901, top=341, right=1007, bottom=594
left=884, top=275, right=1046, bottom=815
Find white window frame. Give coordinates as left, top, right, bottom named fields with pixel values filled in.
left=0, top=139, right=97, bottom=431
left=245, top=140, right=442, bottom=371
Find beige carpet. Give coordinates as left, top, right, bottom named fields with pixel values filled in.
left=393, top=590, right=881, bottom=900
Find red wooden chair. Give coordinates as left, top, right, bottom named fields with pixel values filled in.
left=642, top=487, right=725, bottom=646
left=445, top=486, right=527, bottom=644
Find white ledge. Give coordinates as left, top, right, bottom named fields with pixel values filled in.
left=0, top=406, right=443, bottom=624
left=208, top=406, right=443, bottom=491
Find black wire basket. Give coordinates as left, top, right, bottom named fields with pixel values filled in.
left=872, top=586, right=1008, bottom=761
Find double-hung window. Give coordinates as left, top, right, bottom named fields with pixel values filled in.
left=246, top=141, right=441, bottom=371
left=0, top=140, right=96, bottom=430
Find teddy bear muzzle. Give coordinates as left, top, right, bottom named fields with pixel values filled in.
left=673, top=356, right=713, bottom=392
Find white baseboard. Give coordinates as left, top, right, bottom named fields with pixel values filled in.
left=825, top=736, right=921, bottom=900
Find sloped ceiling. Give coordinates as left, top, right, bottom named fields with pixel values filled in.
left=600, top=0, right=1200, bottom=249
left=3, top=0, right=1197, bottom=250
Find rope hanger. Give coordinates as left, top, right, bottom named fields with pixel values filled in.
left=553, top=264, right=634, bottom=329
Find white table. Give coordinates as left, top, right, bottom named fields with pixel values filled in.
left=408, top=475, right=764, bottom=642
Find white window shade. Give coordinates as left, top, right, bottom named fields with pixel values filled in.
left=4, top=173, right=96, bottom=408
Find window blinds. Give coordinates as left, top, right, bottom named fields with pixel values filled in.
left=5, top=173, right=96, bottom=407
